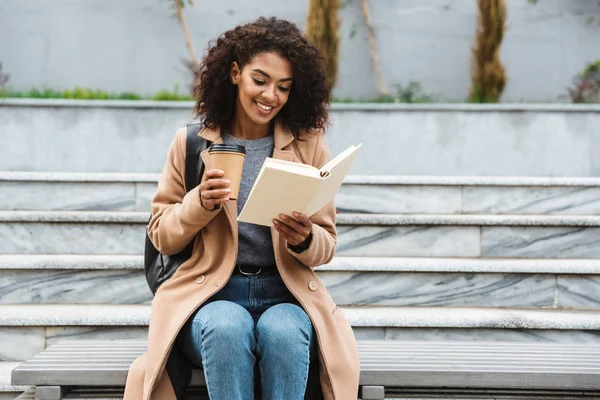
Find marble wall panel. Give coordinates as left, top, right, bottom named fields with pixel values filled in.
left=319, top=271, right=555, bottom=307
left=0, top=182, right=136, bottom=211
left=462, top=186, right=600, bottom=215
left=336, top=185, right=461, bottom=214
left=482, top=227, right=600, bottom=259
left=0, top=270, right=152, bottom=304
left=46, top=327, right=149, bottom=346
left=557, top=276, right=600, bottom=309
left=135, top=183, right=157, bottom=211
left=0, top=223, right=145, bottom=254
left=0, top=328, right=45, bottom=361
left=336, top=225, right=481, bottom=257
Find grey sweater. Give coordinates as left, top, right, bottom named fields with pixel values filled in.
left=221, top=132, right=276, bottom=268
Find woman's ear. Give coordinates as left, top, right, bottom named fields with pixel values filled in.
left=230, top=62, right=241, bottom=85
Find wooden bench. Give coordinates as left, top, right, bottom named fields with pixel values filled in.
left=12, top=340, right=600, bottom=399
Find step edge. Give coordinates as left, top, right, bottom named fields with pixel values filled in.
left=3, top=211, right=600, bottom=226
left=3, top=305, right=600, bottom=329
left=2, top=255, right=600, bottom=274
left=4, top=171, right=600, bottom=187
left=0, top=362, right=30, bottom=392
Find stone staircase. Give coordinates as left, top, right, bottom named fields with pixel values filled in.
left=1, top=172, right=600, bottom=399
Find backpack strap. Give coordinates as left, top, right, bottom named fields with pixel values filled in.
left=185, top=122, right=210, bottom=193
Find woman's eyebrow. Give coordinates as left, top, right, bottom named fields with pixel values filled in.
left=252, top=69, right=293, bottom=82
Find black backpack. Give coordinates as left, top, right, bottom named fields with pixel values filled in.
left=144, top=122, right=211, bottom=295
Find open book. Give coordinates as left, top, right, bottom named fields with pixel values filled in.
left=238, top=144, right=362, bottom=227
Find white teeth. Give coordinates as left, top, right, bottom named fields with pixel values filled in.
left=256, top=101, right=273, bottom=111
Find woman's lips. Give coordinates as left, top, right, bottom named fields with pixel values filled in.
left=255, top=100, right=275, bottom=115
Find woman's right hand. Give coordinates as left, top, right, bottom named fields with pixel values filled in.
left=199, top=169, right=231, bottom=210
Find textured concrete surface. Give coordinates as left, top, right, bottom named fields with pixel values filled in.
left=2, top=101, right=600, bottom=175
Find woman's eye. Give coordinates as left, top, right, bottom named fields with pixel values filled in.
left=279, top=87, right=290, bottom=92
left=253, top=79, right=266, bottom=85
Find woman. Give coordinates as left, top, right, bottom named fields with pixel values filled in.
left=124, top=16, right=359, bottom=400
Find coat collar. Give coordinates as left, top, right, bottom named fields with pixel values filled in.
left=198, top=119, right=295, bottom=150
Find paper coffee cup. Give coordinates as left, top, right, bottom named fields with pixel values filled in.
left=208, top=144, right=246, bottom=200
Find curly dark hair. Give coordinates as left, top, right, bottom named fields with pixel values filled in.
left=193, top=17, right=330, bottom=138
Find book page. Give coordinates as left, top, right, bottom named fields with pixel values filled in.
left=238, top=163, right=322, bottom=227
left=319, top=144, right=362, bottom=176
left=261, top=158, right=321, bottom=177
left=305, top=144, right=362, bottom=216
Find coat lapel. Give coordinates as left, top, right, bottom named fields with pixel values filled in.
left=273, top=119, right=295, bottom=161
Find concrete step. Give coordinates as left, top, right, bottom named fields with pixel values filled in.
left=2, top=172, right=600, bottom=215
left=3, top=305, right=600, bottom=362
left=1, top=255, right=600, bottom=310
left=0, top=362, right=28, bottom=400
left=1, top=211, right=600, bottom=258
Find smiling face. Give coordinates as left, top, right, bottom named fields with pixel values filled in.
left=230, top=52, right=293, bottom=127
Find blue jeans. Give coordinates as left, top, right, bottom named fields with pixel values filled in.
left=173, top=268, right=318, bottom=400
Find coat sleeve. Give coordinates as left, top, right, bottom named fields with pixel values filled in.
left=285, top=133, right=337, bottom=268
left=147, top=128, right=220, bottom=255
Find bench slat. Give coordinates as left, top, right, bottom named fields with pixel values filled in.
left=49, top=339, right=594, bottom=349
left=41, top=348, right=600, bottom=357
left=359, top=370, right=600, bottom=390
left=12, top=340, right=600, bottom=391
left=17, top=365, right=600, bottom=373
left=20, top=359, right=600, bottom=368
left=27, top=354, right=600, bottom=363
left=34, top=349, right=600, bottom=360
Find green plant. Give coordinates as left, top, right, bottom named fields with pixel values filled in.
left=380, top=81, right=434, bottom=103
left=306, top=0, right=341, bottom=91
left=568, top=60, right=600, bottom=103
left=469, top=0, right=507, bottom=103
left=0, top=86, right=193, bottom=101
left=331, top=81, right=434, bottom=103
left=150, top=84, right=193, bottom=101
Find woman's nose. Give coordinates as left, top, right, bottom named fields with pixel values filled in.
left=262, top=86, right=276, bottom=102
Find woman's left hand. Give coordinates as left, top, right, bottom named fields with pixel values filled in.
left=273, top=212, right=313, bottom=247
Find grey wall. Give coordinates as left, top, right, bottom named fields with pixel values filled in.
left=1, top=99, right=599, bottom=176
left=1, top=0, right=600, bottom=102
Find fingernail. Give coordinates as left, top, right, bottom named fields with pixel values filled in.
left=225, top=189, right=231, bottom=193
left=273, top=219, right=279, bottom=225
left=293, top=212, right=299, bottom=217
left=280, top=215, right=287, bottom=220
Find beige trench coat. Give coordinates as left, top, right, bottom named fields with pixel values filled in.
left=123, top=120, right=360, bottom=399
